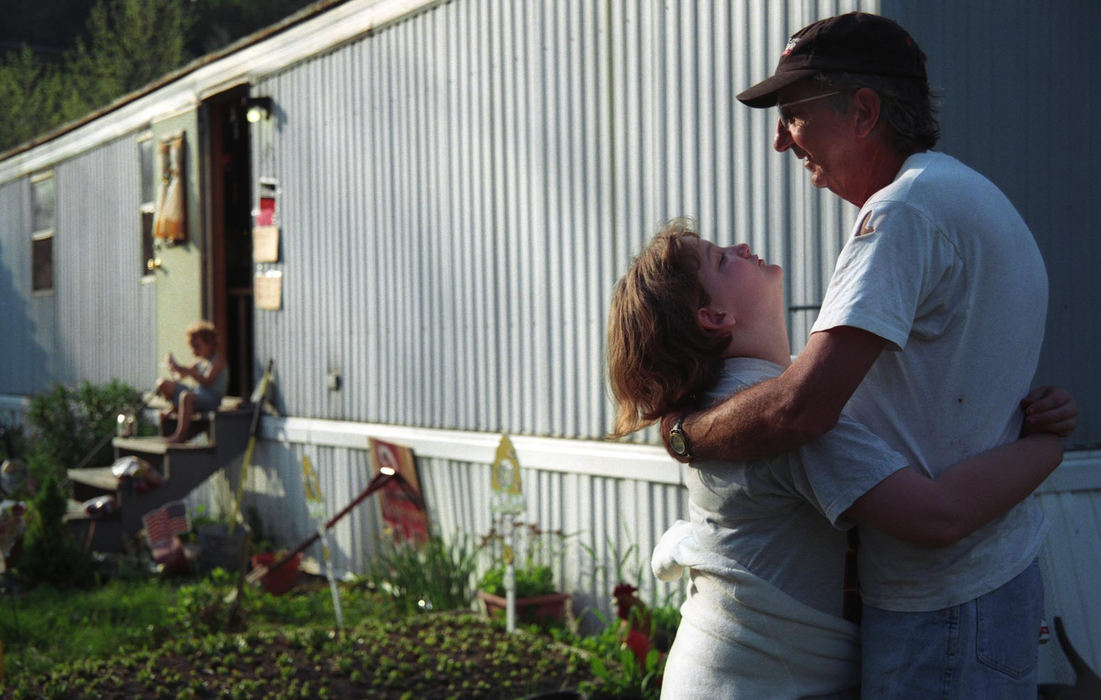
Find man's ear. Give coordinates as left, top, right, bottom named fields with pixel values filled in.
left=851, top=87, right=881, bottom=138
left=697, top=306, right=736, bottom=334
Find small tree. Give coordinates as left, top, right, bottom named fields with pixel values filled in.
left=65, top=0, right=195, bottom=112
left=17, top=475, right=95, bottom=588
left=0, top=47, right=73, bottom=152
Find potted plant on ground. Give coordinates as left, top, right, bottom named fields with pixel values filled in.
left=476, top=520, right=570, bottom=625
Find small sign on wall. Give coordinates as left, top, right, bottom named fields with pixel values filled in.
left=254, top=269, right=282, bottom=310
left=252, top=225, right=280, bottom=263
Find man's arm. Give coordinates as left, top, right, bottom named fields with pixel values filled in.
left=664, top=326, right=888, bottom=462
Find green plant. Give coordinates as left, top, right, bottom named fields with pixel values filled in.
left=16, top=475, right=95, bottom=588
left=478, top=520, right=570, bottom=597
left=365, top=534, right=479, bottom=615
left=580, top=645, right=665, bottom=700
left=24, top=379, right=142, bottom=485
left=478, top=562, right=555, bottom=598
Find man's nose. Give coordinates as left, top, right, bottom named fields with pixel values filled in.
left=774, top=118, right=794, bottom=152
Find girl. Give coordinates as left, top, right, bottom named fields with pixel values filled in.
left=155, top=321, right=229, bottom=444
left=607, top=219, right=1067, bottom=699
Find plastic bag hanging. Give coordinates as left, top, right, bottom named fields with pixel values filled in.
left=152, top=134, right=186, bottom=242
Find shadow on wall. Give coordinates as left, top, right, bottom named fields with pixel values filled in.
left=0, top=238, right=52, bottom=399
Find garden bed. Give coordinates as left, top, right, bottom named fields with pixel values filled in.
left=4, top=611, right=594, bottom=699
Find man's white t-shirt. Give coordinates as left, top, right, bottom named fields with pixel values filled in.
left=812, top=151, right=1049, bottom=611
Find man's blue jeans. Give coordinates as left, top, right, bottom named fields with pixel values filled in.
left=861, top=560, right=1042, bottom=699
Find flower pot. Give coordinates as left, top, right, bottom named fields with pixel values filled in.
left=197, top=523, right=249, bottom=573
left=250, top=551, right=302, bottom=595
left=477, top=590, right=570, bottom=624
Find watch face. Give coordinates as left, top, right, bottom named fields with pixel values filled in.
left=670, top=432, right=688, bottom=456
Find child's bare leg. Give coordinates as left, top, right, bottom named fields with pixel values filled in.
left=166, top=391, right=196, bottom=444
left=155, top=379, right=179, bottom=423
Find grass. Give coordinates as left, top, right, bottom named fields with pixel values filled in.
left=0, top=576, right=182, bottom=677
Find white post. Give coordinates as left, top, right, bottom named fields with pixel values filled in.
left=318, top=527, right=344, bottom=631
left=505, top=513, right=517, bottom=633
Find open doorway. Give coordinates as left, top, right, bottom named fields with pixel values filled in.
left=202, top=86, right=255, bottom=399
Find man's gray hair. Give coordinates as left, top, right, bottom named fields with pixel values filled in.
left=814, top=72, right=940, bottom=153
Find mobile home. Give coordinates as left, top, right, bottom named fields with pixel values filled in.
left=1, top=0, right=1098, bottom=682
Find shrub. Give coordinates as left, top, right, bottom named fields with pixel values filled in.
left=25, top=380, right=142, bottom=484
left=17, top=475, right=95, bottom=588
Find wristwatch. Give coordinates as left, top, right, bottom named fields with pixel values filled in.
left=669, top=414, right=692, bottom=459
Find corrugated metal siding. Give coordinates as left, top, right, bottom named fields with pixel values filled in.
left=0, top=177, right=57, bottom=394
left=250, top=0, right=879, bottom=442
left=53, top=134, right=158, bottom=389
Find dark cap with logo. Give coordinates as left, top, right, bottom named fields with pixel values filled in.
left=737, top=12, right=927, bottom=108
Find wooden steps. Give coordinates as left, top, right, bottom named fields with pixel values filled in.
left=66, top=407, right=253, bottom=552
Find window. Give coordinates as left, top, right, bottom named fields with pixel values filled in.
left=31, top=172, right=55, bottom=292
left=139, top=133, right=156, bottom=276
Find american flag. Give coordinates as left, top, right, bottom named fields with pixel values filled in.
left=143, top=501, right=190, bottom=547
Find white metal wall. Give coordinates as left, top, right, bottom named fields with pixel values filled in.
left=0, top=135, right=156, bottom=397
left=53, top=134, right=158, bottom=390
left=249, top=0, right=879, bottom=441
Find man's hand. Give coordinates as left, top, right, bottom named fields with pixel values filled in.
left=1021, top=386, right=1078, bottom=437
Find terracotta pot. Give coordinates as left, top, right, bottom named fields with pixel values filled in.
left=250, top=551, right=302, bottom=595
left=477, top=590, right=570, bottom=624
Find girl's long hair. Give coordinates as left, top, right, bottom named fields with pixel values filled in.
left=606, top=219, right=730, bottom=438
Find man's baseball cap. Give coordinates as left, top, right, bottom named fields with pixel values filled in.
left=736, top=12, right=927, bottom=108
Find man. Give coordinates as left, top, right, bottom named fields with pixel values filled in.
left=662, top=12, right=1076, bottom=698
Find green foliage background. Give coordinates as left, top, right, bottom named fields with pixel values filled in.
left=25, top=379, right=140, bottom=485
left=0, top=0, right=315, bottom=153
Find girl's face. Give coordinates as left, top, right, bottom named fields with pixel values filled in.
left=692, top=239, right=783, bottom=327
left=189, top=335, right=214, bottom=359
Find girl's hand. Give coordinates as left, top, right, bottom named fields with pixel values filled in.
left=1021, top=386, right=1078, bottom=437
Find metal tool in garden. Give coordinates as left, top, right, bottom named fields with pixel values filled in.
left=243, top=465, right=424, bottom=588
left=227, top=359, right=275, bottom=535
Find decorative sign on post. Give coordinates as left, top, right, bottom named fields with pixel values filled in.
left=488, top=435, right=526, bottom=632
left=490, top=435, right=525, bottom=515
left=369, top=438, right=430, bottom=544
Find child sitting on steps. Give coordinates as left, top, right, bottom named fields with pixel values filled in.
left=155, top=321, right=229, bottom=444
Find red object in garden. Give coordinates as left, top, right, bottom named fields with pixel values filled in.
left=614, top=582, right=655, bottom=666
left=250, top=551, right=303, bottom=595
